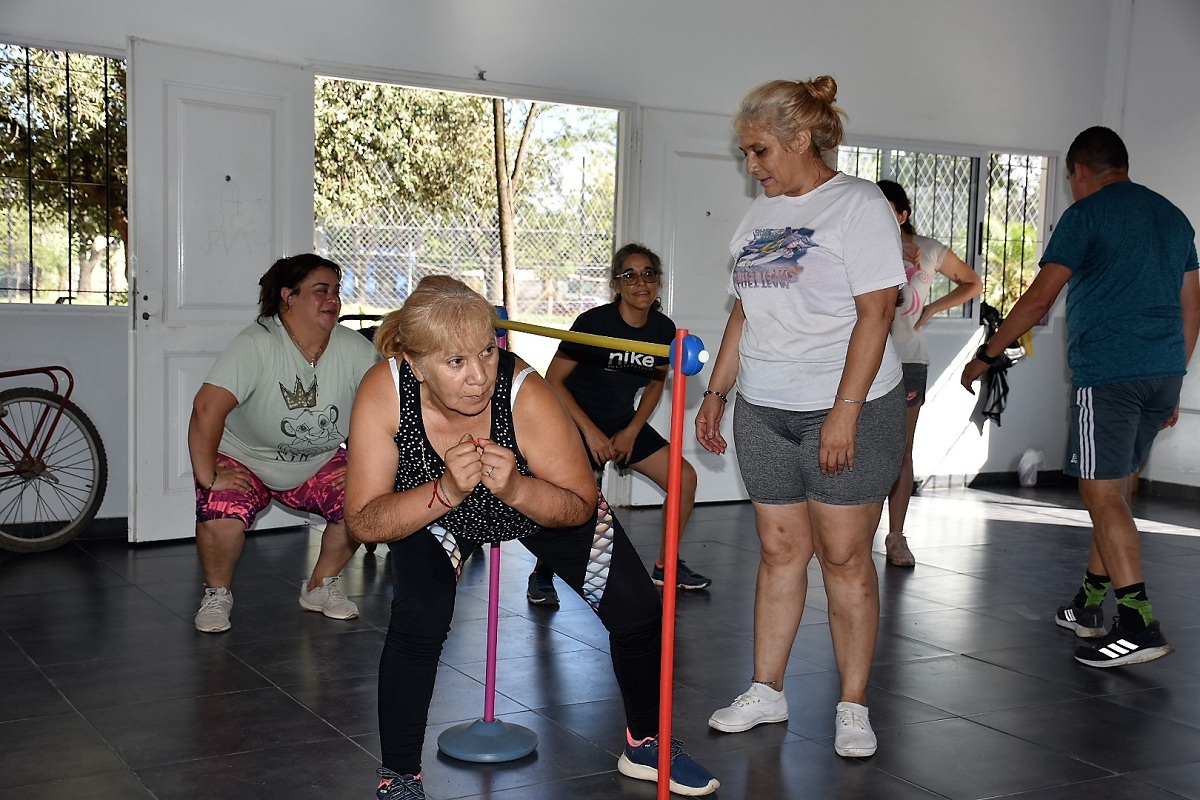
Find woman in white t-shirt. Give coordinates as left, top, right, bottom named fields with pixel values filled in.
left=875, top=180, right=982, bottom=568
left=695, top=76, right=907, bottom=758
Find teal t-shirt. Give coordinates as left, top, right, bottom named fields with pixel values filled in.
left=203, top=317, right=378, bottom=490
left=1040, top=181, right=1198, bottom=387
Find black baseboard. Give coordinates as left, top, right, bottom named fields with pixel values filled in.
left=79, top=517, right=129, bottom=540
left=917, top=470, right=1073, bottom=491
left=1137, top=479, right=1200, bottom=503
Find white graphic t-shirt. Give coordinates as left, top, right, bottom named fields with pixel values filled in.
left=204, top=317, right=378, bottom=490
left=727, top=173, right=905, bottom=411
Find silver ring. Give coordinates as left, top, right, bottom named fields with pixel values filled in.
left=486, top=466, right=495, bottom=477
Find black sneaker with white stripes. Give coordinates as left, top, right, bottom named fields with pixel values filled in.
left=1055, top=602, right=1107, bottom=638
left=1074, top=617, right=1173, bottom=668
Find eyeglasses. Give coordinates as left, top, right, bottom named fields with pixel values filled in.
left=616, top=269, right=660, bottom=286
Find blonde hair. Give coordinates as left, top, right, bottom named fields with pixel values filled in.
left=373, top=275, right=497, bottom=361
left=733, top=76, right=846, bottom=156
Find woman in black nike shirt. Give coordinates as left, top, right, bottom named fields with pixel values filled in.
left=527, top=244, right=709, bottom=606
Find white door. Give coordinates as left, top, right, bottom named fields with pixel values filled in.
left=631, top=108, right=754, bottom=505
left=129, top=40, right=315, bottom=542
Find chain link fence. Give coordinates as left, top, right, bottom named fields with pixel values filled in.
left=319, top=200, right=614, bottom=326
left=315, top=92, right=620, bottom=328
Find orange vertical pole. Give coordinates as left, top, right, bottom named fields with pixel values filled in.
left=656, top=328, right=688, bottom=799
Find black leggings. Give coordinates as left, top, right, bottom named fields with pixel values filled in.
left=378, top=503, right=663, bottom=775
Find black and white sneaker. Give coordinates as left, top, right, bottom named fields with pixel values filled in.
left=1074, top=618, right=1173, bottom=668
left=1055, top=602, right=1107, bottom=638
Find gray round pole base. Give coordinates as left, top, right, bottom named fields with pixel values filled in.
left=437, top=718, right=538, bottom=763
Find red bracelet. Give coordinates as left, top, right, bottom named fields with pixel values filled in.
left=427, top=477, right=452, bottom=509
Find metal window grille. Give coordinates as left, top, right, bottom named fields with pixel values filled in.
left=839, top=145, right=976, bottom=319
left=0, top=44, right=128, bottom=305
left=979, top=153, right=1049, bottom=315
left=839, top=143, right=1046, bottom=317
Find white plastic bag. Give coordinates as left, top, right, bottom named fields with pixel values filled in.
left=1018, top=448, right=1044, bottom=488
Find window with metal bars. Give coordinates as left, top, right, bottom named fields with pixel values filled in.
left=0, top=43, right=128, bottom=306
left=837, top=141, right=1051, bottom=318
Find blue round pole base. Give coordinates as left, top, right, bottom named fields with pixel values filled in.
left=438, top=718, right=538, bottom=763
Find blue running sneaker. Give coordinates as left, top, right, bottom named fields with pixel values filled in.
left=376, top=768, right=426, bottom=799
left=616, top=730, right=719, bottom=796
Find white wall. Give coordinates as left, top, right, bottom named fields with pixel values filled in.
left=1119, top=0, right=1200, bottom=487
left=0, top=308, right=128, bottom=520
left=2, top=0, right=1199, bottom=519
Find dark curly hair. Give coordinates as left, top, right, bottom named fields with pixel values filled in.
left=257, top=254, right=342, bottom=322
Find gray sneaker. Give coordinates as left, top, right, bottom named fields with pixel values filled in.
left=194, top=587, right=233, bottom=633
left=299, top=576, right=359, bottom=619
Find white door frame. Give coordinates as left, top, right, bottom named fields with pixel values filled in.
left=128, top=39, right=315, bottom=541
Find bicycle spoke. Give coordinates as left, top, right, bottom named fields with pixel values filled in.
left=0, top=388, right=107, bottom=549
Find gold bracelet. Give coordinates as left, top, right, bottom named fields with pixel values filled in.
left=835, top=394, right=866, bottom=405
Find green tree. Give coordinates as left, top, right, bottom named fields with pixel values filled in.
left=316, top=79, right=577, bottom=306
left=314, top=79, right=494, bottom=224
left=0, top=45, right=127, bottom=299
left=981, top=219, right=1039, bottom=314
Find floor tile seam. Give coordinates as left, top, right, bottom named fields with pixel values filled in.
left=960, top=695, right=1176, bottom=738
left=433, top=662, right=541, bottom=714
left=523, top=707, right=627, bottom=756
left=448, top=771, right=620, bottom=800
left=273, top=682, right=384, bottom=737
left=217, top=626, right=385, bottom=653
left=1087, top=691, right=1200, bottom=733
left=1120, top=768, right=1200, bottom=799
left=117, top=728, right=358, bottom=774
left=903, top=712, right=1115, bottom=773
left=957, top=653, right=1106, bottom=699
left=0, top=764, right=141, bottom=796
left=956, top=718, right=1127, bottom=778
left=74, top=683, right=320, bottom=723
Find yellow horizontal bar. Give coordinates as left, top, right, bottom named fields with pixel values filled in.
left=496, top=317, right=670, bottom=359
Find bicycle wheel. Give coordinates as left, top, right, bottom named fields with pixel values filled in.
left=0, top=387, right=108, bottom=552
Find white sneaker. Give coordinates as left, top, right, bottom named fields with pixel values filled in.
left=299, top=575, right=359, bottom=619
left=708, top=682, right=788, bottom=733
left=194, top=587, right=233, bottom=633
left=834, top=701, right=877, bottom=757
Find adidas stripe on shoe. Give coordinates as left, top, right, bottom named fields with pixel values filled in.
left=1055, top=602, right=1106, bottom=638
left=1074, top=618, right=1173, bottom=668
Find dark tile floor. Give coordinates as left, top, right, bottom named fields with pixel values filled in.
left=3, top=485, right=1200, bottom=799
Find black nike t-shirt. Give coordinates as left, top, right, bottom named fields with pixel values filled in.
left=559, top=302, right=676, bottom=427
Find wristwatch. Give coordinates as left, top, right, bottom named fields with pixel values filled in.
left=974, top=344, right=1000, bottom=365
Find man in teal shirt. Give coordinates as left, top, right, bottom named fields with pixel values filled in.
left=962, top=126, right=1200, bottom=667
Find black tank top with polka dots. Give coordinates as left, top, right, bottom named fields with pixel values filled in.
left=391, top=348, right=540, bottom=543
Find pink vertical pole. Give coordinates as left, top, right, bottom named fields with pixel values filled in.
left=483, top=541, right=502, bottom=723
left=656, top=328, right=688, bottom=800
left=485, top=313, right=509, bottom=725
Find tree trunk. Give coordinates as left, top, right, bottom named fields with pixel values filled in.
left=491, top=99, right=542, bottom=311
left=75, top=238, right=105, bottom=296
left=492, top=98, right=515, bottom=307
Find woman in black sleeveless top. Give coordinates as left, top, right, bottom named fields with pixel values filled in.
left=345, top=276, right=719, bottom=799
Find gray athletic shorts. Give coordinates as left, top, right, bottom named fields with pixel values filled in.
left=1065, top=377, right=1182, bottom=480
left=901, top=363, right=928, bottom=408
left=732, top=383, right=906, bottom=506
